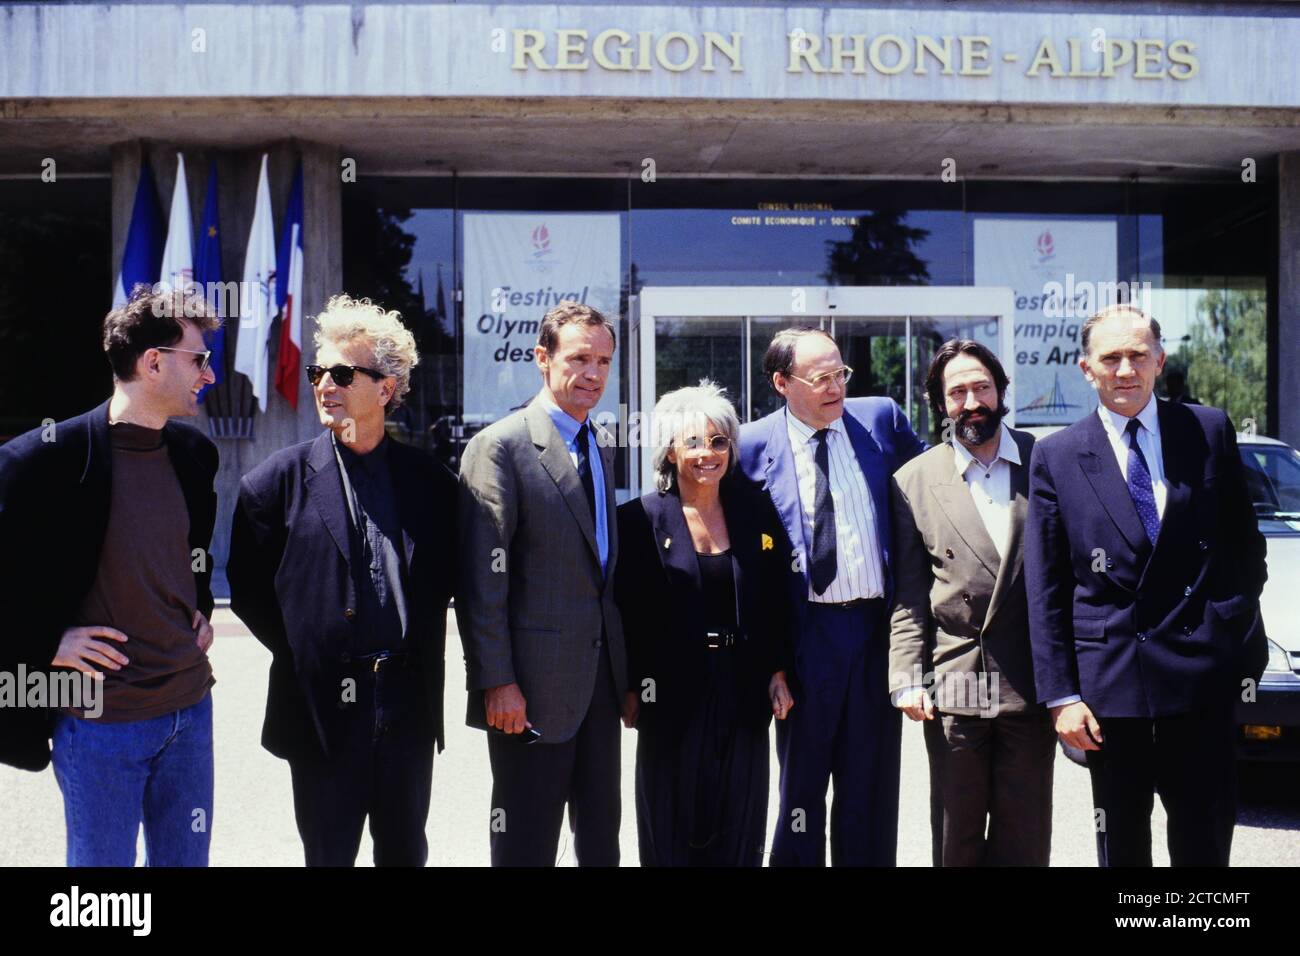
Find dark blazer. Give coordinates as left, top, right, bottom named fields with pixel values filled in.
left=737, top=397, right=926, bottom=671
left=228, top=430, right=457, bottom=762
left=1025, top=400, right=1269, bottom=718
left=615, top=476, right=795, bottom=738
left=0, top=400, right=218, bottom=771
left=889, top=428, right=1041, bottom=715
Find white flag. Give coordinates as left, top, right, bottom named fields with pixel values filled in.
left=234, top=154, right=277, bottom=411
left=158, top=152, right=193, bottom=295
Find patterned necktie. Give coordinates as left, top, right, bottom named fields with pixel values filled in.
left=1125, top=417, right=1160, bottom=545
left=575, top=422, right=597, bottom=520
left=810, top=428, right=837, bottom=595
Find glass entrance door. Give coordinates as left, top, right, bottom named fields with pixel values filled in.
left=633, top=287, right=1014, bottom=495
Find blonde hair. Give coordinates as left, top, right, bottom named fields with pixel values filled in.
left=312, top=294, right=419, bottom=411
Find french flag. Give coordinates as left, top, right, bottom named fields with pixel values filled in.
left=274, top=162, right=305, bottom=408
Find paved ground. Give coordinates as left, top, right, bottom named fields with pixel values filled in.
left=2, top=607, right=1298, bottom=867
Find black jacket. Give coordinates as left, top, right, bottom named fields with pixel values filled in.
left=0, top=400, right=218, bottom=771
left=615, top=476, right=795, bottom=740
left=228, top=430, right=458, bottom=762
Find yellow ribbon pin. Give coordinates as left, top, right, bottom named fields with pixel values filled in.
left=761, top=533, right=774, bottom=551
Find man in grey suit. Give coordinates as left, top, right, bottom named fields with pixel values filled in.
left=888, top=340, right=1055, bottom=866
left=457, top=301, right=631, bottom=866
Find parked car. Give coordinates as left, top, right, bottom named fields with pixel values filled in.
left=1234, top=432, right=1300, bottom=761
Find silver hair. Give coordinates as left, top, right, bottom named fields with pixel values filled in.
left=650, top=379, right=741, bottom=494
left=312, top=294, right=420, bottom=411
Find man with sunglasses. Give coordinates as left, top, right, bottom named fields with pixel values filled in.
left=228, top=294, right=457, bottom=867
left=0, top=285, right=221, bottom=866
left=737, top=326, right=926, bottom=866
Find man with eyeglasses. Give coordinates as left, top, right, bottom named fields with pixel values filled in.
left=228, top=294, right=458, bottom=866
left=0, top=285, right=221, bottom=866
left=737, top=326, right=925, bottom=866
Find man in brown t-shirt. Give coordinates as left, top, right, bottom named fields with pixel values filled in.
left=0, top=285, right=220, bottom=866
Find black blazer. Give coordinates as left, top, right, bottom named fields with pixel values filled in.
left=0, top=400, right=218, bottom=771
left=614, top=475, right=796, bottom=739
left=1025, top=400, right=1268, bottom=718
left=228, top=430, right=457, bottom=762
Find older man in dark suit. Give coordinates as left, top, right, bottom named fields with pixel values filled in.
left=1025, top=303, right=1268, bottom=867
left=457, top=301, right=631, bottom=867
left=229, top=294, right=457, bottom=867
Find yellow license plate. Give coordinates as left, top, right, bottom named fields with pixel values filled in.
left=1242, top=725, right=1282, bottom=741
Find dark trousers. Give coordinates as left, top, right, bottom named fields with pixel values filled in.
left=1085, top=703, right=1237, bottom=867
left=288, top=658, right=435, bottom=867
left=923, top=710, right=1056, bottom=866
left=487, top=645, right=621, bottom=866
left=771, top=600, right=900, bottom=866
left=635, top=646, right=769, bottom=867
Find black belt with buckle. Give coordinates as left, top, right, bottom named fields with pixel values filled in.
left=706, top=629, right=741, bottom=649
left=813, top=597, right=882, bottom=610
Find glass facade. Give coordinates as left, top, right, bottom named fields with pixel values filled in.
left=0, top=172, right=1270, bottom=451
left=341, top=172, right=1277, bottom=475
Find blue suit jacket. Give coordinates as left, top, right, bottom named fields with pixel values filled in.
left=1024, top=400, right=1268, bottom=718
left=737, top=397, right=926, bottom=663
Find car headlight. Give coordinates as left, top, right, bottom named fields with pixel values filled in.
left=1265, top=639, right=1292, bottom=675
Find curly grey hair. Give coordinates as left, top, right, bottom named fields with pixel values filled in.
left=312, top=294, right=420, bottom=412
left=650, top=379, right=741, bottom=493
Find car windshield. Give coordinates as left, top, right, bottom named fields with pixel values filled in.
left=1239, top=442, right=1300, bottom=534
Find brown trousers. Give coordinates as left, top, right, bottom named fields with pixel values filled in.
left=923, top=710, right=1056, bottom=866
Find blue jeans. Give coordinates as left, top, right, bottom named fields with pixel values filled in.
left=51, top=692, right=213, bottom=867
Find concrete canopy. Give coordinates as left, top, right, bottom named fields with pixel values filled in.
left=3, top=96, right=1299, bottom=181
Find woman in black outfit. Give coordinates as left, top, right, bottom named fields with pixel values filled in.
left=616, top=381, right=796, bottom=867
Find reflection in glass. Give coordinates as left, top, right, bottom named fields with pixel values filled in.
left=654, top=317, right=744, bottom=413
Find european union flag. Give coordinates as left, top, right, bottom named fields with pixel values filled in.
left=195, top=162, right=225, bottom=397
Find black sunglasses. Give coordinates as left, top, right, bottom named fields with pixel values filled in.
left=305, top=364, right=387, bottom=388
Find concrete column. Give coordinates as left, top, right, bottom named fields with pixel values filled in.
left=1281, top=152, right=1300, bottom=450
left=206, top=142, right=343, bottom=574
left=109, top=141, right=144, bottom=301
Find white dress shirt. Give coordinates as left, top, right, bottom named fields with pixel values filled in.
left=950, top=422, right=1021, bottom=561
left=1045, top=396, right=1167, bottom=710
left=786, top=408, right=884, bottom=603
left=1097, top=396, right=1167, bottom=520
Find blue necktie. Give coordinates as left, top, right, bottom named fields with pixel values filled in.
left=1125, top=417, right=1160, bottom=545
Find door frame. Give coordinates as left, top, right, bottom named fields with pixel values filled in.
left=630, top=285, right=1016, bottom=495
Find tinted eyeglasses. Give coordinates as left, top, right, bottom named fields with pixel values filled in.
left=156, top=346, right=212, bottom=374
left=679, top=435, right=732, bottom=453
left=306, top=364, right=387, bottom=388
